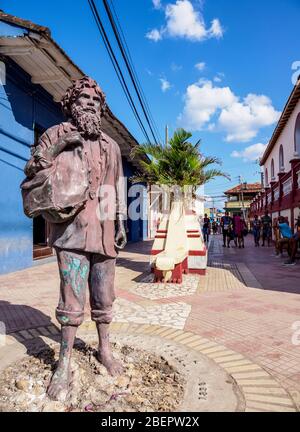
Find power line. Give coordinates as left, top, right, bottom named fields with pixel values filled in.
left=102, top=0, right=159, bottom=144
left=108, top=0, right=162, bottom=144
left=87, top=0, right=152, bottom=144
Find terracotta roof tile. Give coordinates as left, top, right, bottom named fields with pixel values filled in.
left=225, top=182, right=262, bottom=194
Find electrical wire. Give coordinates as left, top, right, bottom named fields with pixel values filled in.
left=87, top=0, right=152, bottom=144
left=108, top=0, right=162, bottom=144
left=101, top=0, right=159, bottom=144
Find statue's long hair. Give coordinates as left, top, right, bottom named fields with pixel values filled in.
left=61, top=76, right=107, bottom=119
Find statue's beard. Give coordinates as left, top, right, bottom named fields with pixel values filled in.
left=71, top=105, right=102, bottom=139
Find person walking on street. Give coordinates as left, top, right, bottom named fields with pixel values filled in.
left=233, top=212, right=247, bottom=248
left=202, top=213, right=211, bottom=244
left=252, top=214, right=261, bottom=247
left=261, top=210, right=272, bottom=247
left=221, top=211, right=232, bottom=248
left=212, top=220, right=218, bottom=235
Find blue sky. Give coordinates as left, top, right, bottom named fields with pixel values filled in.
left=2, top=0, right=300, bottom=206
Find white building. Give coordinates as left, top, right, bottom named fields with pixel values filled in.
left=250, top=76, right=300, bottom=225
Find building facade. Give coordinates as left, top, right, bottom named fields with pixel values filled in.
left=224, top=183, right=262, bottom=218
left=250, top=77, right=300, bottom=226
left=0, top=12, right=148, bottom=274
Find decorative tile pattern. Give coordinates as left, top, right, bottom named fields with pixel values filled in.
left=113, top=298, right=191, bottom=329
left=129, top=274, right=200, bottom=300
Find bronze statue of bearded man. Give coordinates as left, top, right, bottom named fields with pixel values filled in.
left=21, top=76, right=127, bottom=401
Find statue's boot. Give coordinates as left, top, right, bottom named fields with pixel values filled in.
left=96, top=323, right=123, bottom=376
left=47, top=325, right=77, bottom=401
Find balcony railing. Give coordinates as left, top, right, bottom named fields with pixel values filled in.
left=225, top=201, right=251, bottom=209
left=282, top=178, right=292, bottom=196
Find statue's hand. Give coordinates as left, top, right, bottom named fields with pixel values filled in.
left=115, top=228, right=127, bottom=250
left=114, top=216, right=127, bottom=250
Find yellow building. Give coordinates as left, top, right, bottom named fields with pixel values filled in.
left=224, top=183, right=262, bottom=217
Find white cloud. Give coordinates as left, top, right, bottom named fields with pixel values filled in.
left=209, top=18, right=223, bottom=38
left=152, top=0, right=162, bottom=9
left=171, top=62, right=183, bottom=71
left=160, top=78, right=171, bottom=92
left=146, top=28, right=163, bottom=41
left=195, top=61, right=206, bottom=71
left=179, top=80, right=281, bottom=142
left=213, top=72, right=225, bottom=83
left=213, top=76, right=222, bottom=83
left=179, top=80, right=236, bottom=130
left=231, top=143, right=267, bottom=162
left=219, top=94, right=281, bottom=142
left=146, top=0, right=224, bottom=42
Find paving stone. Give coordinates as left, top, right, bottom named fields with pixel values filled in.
left=238, top=379, right=279, bottom=386
left=47, top=325, right=60, bottom=335
left=218, top=359, right=254, bottom=367
left=36, top=327, right=50, bottom=336
left=246, top=401, right=296, bottom=412
left=243, top=386, right=290, bottom=396
left=214, top=354, right=246, bottom=363
left=232, top=371, right=270, bottom=379
left=28, top=329, right=41, bottom=338
left=225, top=364, right=263, bottom=373
left=185, top=338, right=210, bottom=348
left=246, top=394, right=294, bottom=406
left=19, top=330, right=32, bottom=340
left=129, top=274, right=200, bottom=300
left=200, top=345, right=227, bottom=355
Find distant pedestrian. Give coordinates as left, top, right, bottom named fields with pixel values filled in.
left=212, top=220, right=218, bottom=235
left=251, top=214, right=261, bottom=247
left=261, top=210, right=272, bottom=247
left=233, top=212, right=247, bottom=248
left=202, top=213, right=211, bottom=244
left=221, top=211, right=232, bottom=248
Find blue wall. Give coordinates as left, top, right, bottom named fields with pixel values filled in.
left=122, top=158, right=148, bottom=242
left=0, top=58, right=63, bottom=274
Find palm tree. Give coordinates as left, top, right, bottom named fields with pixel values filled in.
left=131, top=128, right=229, bottom=192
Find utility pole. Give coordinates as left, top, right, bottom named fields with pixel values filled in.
left=238, top=175, right=246, bottom=220
left=165, top=125, right=169, bottom=146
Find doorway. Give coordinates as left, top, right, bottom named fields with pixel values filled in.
left=32, top=125, right=53, bottom=260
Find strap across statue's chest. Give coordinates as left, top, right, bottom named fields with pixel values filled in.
left=83, top=139, right=107, bottom=200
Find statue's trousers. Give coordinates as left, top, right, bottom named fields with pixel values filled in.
left=55, top=248, right=116, bottom=327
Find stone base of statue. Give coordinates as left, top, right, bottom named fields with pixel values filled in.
left=0, top=331, right=242, bottom=412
